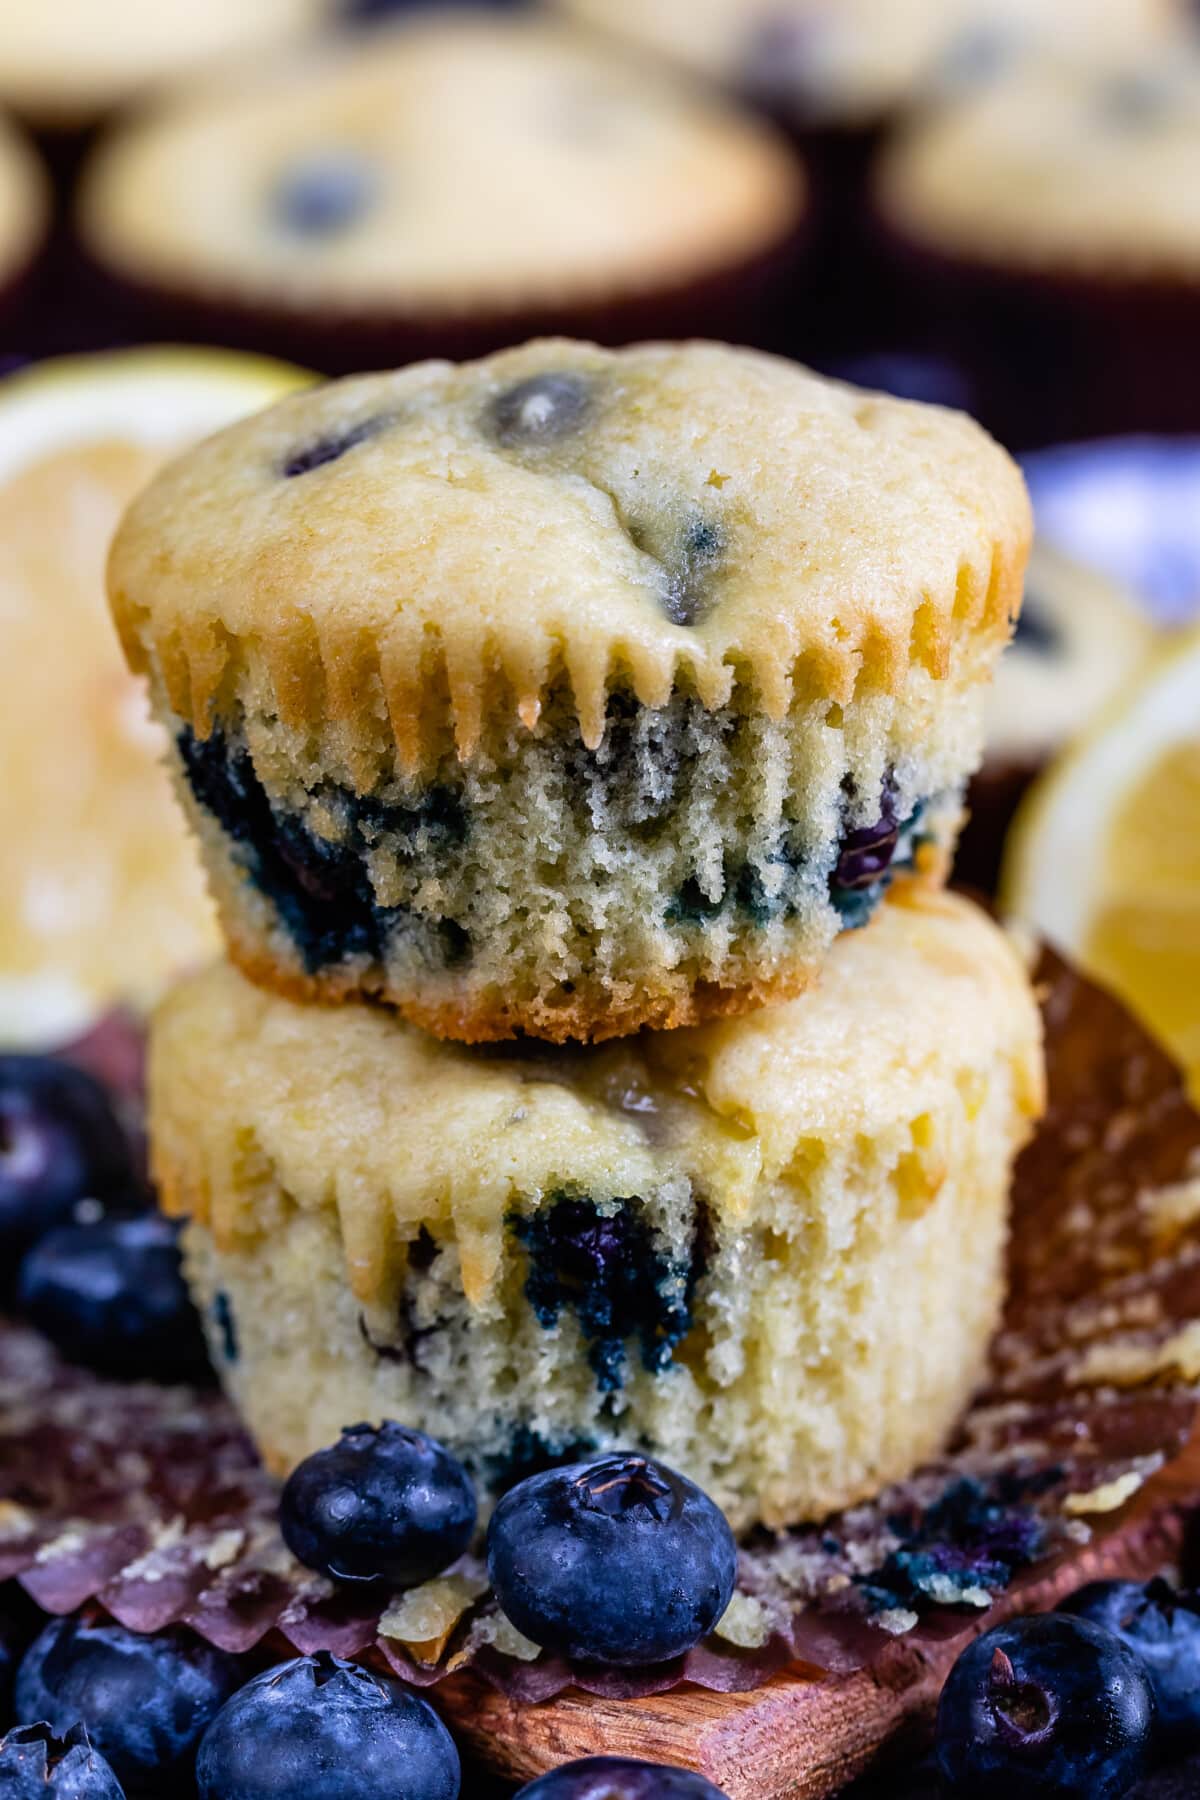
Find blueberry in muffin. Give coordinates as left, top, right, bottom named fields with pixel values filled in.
left=148, top=887, right=1045, bottom=1533
left=110, top=338, right=1031, bottom=1042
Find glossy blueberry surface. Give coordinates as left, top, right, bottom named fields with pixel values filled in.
left=486, top=1455, right=737, bottom=1667
left=0, top=1722, right=125, bottom=1799
left=0, top=1056, right=139, bottom=1269
left=1061, top=1579, right=1200, bottom=1747
left=16, top=1214, right=211, bottom=1383
left=195, top=1652, right=460, bottom=1800
left=15, top=1615, right=241, bottom=1790
left=280, top=1421, right=477, bottom=1587
left=513, top=1759, right=730, bottom=1799
left=935, top=1613, right=1156, bottom=1799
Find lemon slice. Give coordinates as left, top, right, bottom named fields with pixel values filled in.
left=1003, top=627, right=1200, bottom=1095
left=0, top=348, right=311, bottom=1046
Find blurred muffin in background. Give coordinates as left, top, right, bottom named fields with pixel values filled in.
left=0, top=349, right=307, bottom=1049
left=0, top=0, right=330, bottom=133
left=956, top=544, right=1159, bottom=892
left=874, top=46, right=1200, bottom=444
left=551, top=0, right=1181, bottom=351
left=75, top=11, right=808, bottom=372
left=0, top=113, right=49, bottom=319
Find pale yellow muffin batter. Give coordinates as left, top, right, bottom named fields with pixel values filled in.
left=877, top=48, right=1200, bottom=280
left=109, top=338, right=1030, bottom=1042
left=78, top=13, right=805, bottom=324
left=0, top=115, right=47, bottom=293
left=0, top=0, right=330, bottom=128
left=151, top=888, right=1045, bottom=1533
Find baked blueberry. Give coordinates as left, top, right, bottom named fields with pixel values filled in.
left=195, top=1652, right=460, bottom=1800
left=16, top=1214, right=211, bottom=1383
left=282, top=415, right=392, bottom=478
left=272, top=151, right=376, bottom=236
left=279, top=1421, right=477, bottom=1587
left=489, top=374, right=591, bottom=448
left=514, top=1758, right=729, bottom=1798
left=0, top=1722, right=126, bottom=1799
left=0, top=1057, right=139, bottom=1269
left=486, top=1454, right=737, bottom=1666
left=935, top=1614, right=1156, bottom=1799
left=15, top=1616, right=241, bottom=1792
left=1060, top=1578, right=1200, bottom=1748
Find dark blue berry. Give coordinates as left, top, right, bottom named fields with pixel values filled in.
left=1060, top=1579, right=1200, bottom=1748
left=935, top=1613, right=1156, bottom=1799
left=15, top=1615, right=241, bottom=1792
left=272, top=151, right=375, bottom=236
left=16, top=1214, right=211, bottom=1383
left=0, top=1722, right=125, bottom=1799
left=486, top=1455, right=737, bottom=1667
left=195, top=1652, right=460, bottom=1800
left=489, top=374, right=591, bottom=448
left=833, top=794, right=899, bottom=893
left=282, top=414, right=392, bottom=478
left=514, top=1759, right=729, bottom=1799
left=280, top=1421, right=477, bottom=1587
left=0, top=1057, right=139, bottom=1269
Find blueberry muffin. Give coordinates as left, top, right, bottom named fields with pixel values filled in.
left=108, top=338, right=1031, bottom=1043
left=76, top=14, right=807, bottom=371
left=957, top=547, right=1159, bottom=890
left=0, top=114, right=48, bottom=310
left=0, top=0, right=329, bottom=131
left=874, top=47, right=1200, bottom=441
left=149, top=887, right=1045, bottom=1533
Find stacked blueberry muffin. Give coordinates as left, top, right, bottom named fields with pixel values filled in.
left=114, top=337, right=1045, bottom=1534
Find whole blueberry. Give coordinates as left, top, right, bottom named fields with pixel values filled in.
left=486, top=1455, right=737, bottom=1667
left=0, top=1057, right=138, bottom=1268
left=195, top=1652, right=460, bottom=1800
left=0, top=1722, right=125, bottom=1798
left=280, top=1421, right=477, bottom=1587
left=1061, top=1578, right=1200, bottom=1747
left=16, top=1215, right=211, bottom=1383
left=935, top=1613, right=1156, bottom=1799
left=514, top=1758, right=730, bottom=1798
left=15, top=1614, right=241, bottom=1791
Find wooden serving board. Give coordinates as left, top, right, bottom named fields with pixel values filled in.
left=438, top=1431, right=1200, bottom=1798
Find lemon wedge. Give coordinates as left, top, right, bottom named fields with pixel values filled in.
left=0, top=348, right=310, bottom=1046
left=1003, top=627, right=1200, bottom=1097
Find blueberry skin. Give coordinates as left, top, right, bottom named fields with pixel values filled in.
left=16, top=1214, right=211, bottom=1384
left=195, top=1652, right=460, bottom=1800
left=14, top=1615, right=241, bottom=1791
left=935, top=1613, right=1156, bottom=1799
left=0, top=1057, right=139, bottom=1268
left=1061, top=1578, right=1200, bottom=1747
left=514, top=1757, right=730, bottom=1799
left=486, top=1455, right=737, bottom=1667
left=280, top=1421, right=477, bottom=1587
left=0, top=1722, right=126, bottom=1798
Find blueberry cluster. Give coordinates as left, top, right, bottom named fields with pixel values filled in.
left=511, top=1193, right=706, bottom=1392
left=177, top=723, right=469, bottom=977
left=935, top=1579, right=1200, bottom=1797
left=1, top=1055, right=208, bottom=1382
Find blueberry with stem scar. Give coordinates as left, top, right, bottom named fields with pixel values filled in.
left=1060, top=1578, right=1200, bottom=1748
left=0, top=1722, right=126, bottom=1799
left=486, top=1454, right=737, bottom=1666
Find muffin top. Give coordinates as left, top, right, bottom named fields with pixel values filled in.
left=552, top=0, right=1181, bottom=129
left=108, top=338, right=1030, bottom=765
left=876, top=48, right=1200, bottom=278
left=78, top=12, right=805, bottom=319
left=0, top=0, right=328, bottom=128
left=984, top=546, right=1156, bottom=766
left=0, top=115, right=47, bottom=283
left=150, top=886, right=1045, bottom=1302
